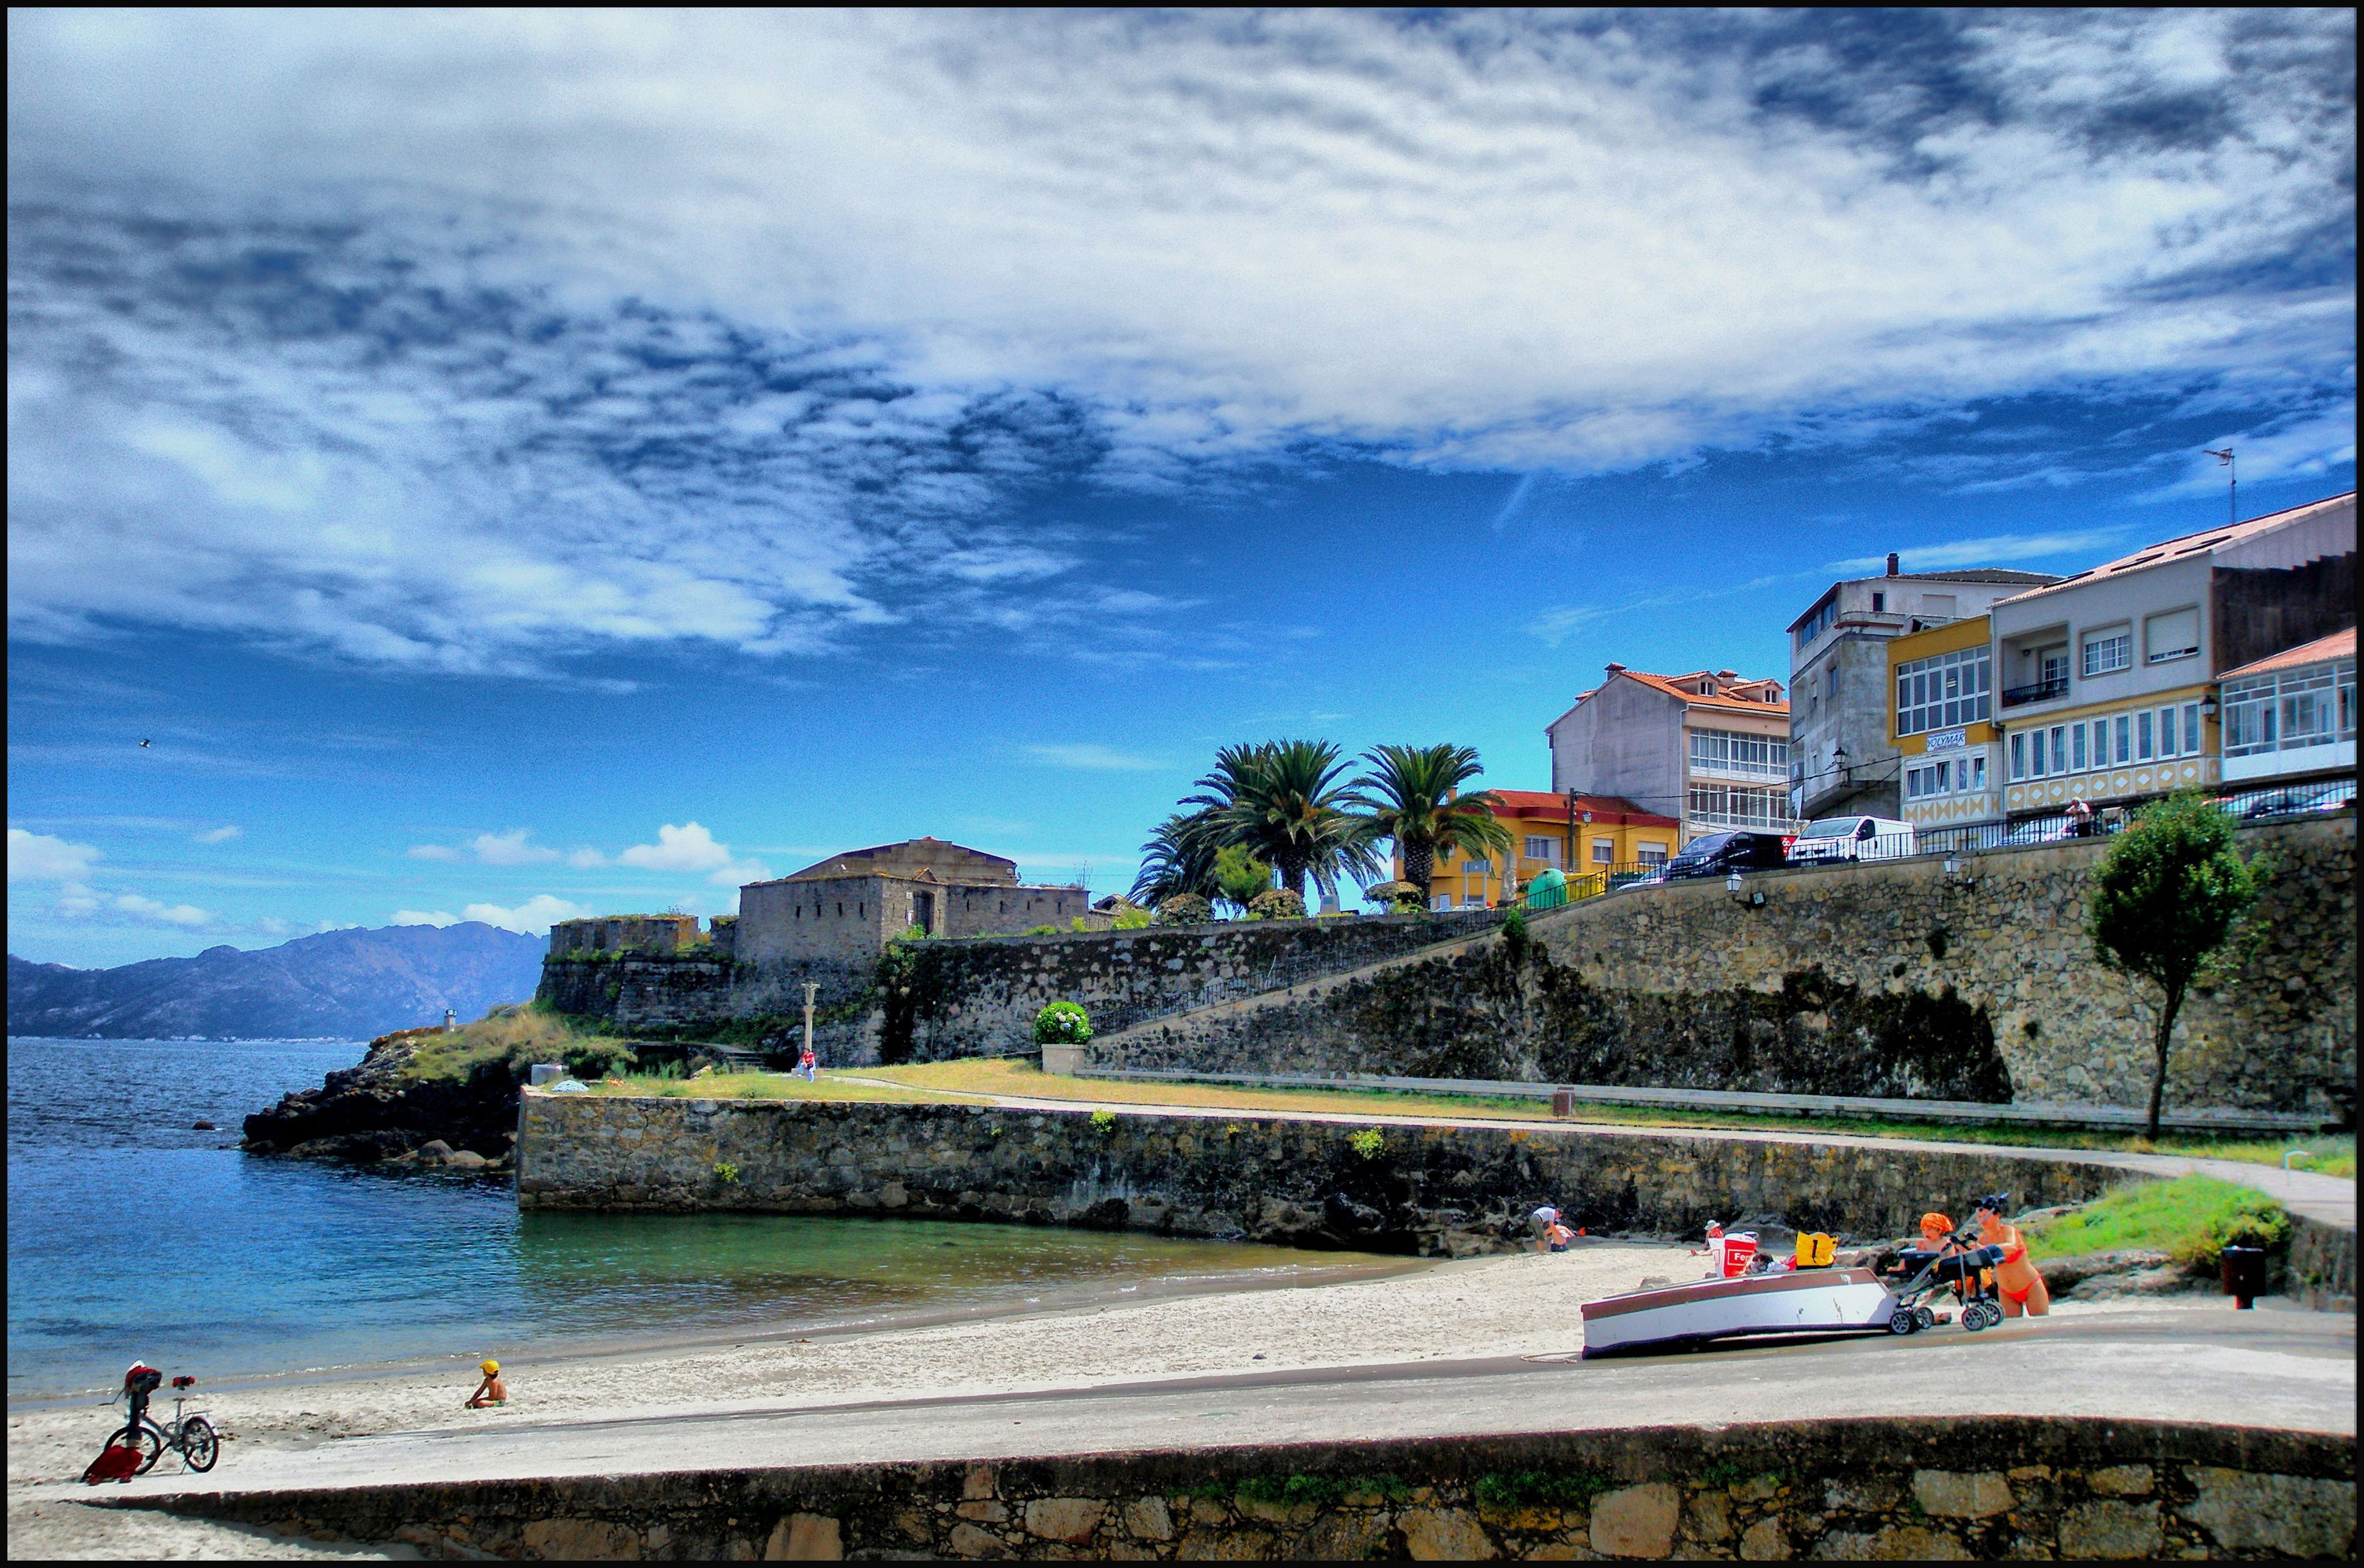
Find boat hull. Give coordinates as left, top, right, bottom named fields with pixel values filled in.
left=1580, top=1268, right=1899, bottom=1359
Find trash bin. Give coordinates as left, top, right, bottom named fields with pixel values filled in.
left=2219, top=1244, right=2268, bottom=1309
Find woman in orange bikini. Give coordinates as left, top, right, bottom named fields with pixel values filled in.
left=1975, top=1195, right=2050, bottom=1317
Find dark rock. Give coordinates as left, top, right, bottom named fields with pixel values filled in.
left=192, top=1119, right=217, bottom=1131
left=2037, top=1250, right=2175, bottom=1293
left=242, top=1027, right=521, bottom=1170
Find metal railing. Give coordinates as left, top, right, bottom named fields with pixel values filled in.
left=2000, top=676, right=2069, bottom=708
left=1490, top=778, right=2354, bottom=899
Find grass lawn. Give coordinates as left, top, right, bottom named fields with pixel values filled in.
left=573, top=1058, right=2353, bottom=1179
left=2022, top=1173, right=2288, bottom=1265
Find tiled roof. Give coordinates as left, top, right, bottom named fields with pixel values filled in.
left=1481, top=789, right=1679, bottom=828
left=2218, top=625, right=2357, bottom=680
left=1609, top=668, right=1789, bottom=717
left=1996, top=492, right=2358, bottom=607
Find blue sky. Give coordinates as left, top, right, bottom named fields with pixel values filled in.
left=7, top=9, right=2355, bottom=967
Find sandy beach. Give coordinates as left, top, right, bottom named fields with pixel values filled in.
left=9, top=1241, right=1693, bottom=1559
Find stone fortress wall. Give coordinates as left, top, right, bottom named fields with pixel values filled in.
left=138, top=1418, right=2355, bottom=1562
left=1090, top=812, right=2355, bottom=1119
left=540, top=815, right=2352, bottom=1119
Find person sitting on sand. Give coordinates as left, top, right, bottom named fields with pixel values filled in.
left=1976, top=1195, right=2051, bottom=1317
left=466, top=1360, right=506, bottom=1409
left=1539, top=1220, right=1576, bottom=1254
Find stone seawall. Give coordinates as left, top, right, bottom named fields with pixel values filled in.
left=130, top=1417, right=2356, bottom=1561
left=537, top=911, right=1498, bottom=1061
left=1095, top=814, right=2355, bottom=1119
left=517, top=1094, right=2127, bottom=1254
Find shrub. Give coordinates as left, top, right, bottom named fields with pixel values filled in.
left=1024, top=924, right=1060, bottom=937
left=1090, top=1108, right=1117, bottom=1132
left=1034, top=1001, right=1094, bottom=1045
left=1500, top=904, right=1529, bottom=955
left=1246, top=888, right=1306, bottom=921
left=893, top=923, right=929, bottom=942
left=1068, top=916, right=1092, bottom=933
left=712, top=1161, right=740, bottom=1186
left=1362, top=880, right=1424, bottom=913
left=2024, top=1173, right=2288, bottom=1267
left=403, top=1003, right=630, bottom=1085
left=1474, top=1470, right=1613, bottom=1508
left=1154, top=893, right=1214, bottom=925
left=1348, top=1128, right=1385, bottom=1160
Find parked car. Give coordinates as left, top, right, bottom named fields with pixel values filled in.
left=2226, top=785, right=2357, bottom=821
left=1785, top=815, right=1917, bottom=866
left=1662, top=831, right=1793, bottom=881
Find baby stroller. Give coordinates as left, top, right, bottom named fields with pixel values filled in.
left=1881, top=1224, right=2009, bottom=1334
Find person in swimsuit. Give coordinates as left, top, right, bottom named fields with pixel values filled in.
left=1540, top=1220, right=1575, bottom=1254
left=466, top=1359, right=507, bottom=1408
left=1976, top=1195, right=2050, bottom=1317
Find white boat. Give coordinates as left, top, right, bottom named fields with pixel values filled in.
left=1579, top=1268, right=1901, bottom=1359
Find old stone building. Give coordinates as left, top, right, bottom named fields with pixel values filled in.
left=733, top=838, right=1091, bottom=966
left=546, top=913, right=706, bottom=956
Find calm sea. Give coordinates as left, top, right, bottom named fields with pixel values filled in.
left=6, top=1037, right=1398, bottom=1399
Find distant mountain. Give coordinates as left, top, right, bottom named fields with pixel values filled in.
left=6, top=923, right=547, bottom=1040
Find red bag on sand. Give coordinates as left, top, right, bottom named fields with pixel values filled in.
left=83, top=1444, right=144, bottom=1485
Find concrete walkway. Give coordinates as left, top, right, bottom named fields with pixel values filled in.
left=835, top=1075, right=2357, bottom=1237
left=57, top=1302, right=2356, bottom=1503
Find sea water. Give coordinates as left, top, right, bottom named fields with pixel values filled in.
left=6, top=1037, right=1399, bottom=1399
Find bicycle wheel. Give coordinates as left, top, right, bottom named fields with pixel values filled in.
left=106, top=1423, right=163, bottom=1477
left=179, top=1416, right=220, bottom=1472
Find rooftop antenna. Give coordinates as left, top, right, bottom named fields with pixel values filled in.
left=2204, top=448, right=2235, bottom=526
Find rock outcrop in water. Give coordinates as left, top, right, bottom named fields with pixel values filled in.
left=242, top=1027, right=518, bottom=1170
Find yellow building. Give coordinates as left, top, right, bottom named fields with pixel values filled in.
left=1888, top=615, right=2005, bottom=833
left=1395, top=790, right=1681, bottom=910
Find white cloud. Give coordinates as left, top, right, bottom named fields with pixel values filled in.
left=564, top=848, right=608, bottom=869
left=466, top=828, right=560, bottom=866
left=113, top=891, right=210, bottom=926
left=407, top=829, right=562, bottom=865
left=394, top=909, right=459, bottom=927
left=194, top=824, right=242, bottom=843
left=617, top=822, right=733, bottom=874
left=55, top=880, right=103, bottom=916
left=8, top=827, right=103, bottom=882
left=1526, top=605, right=1610, bottom=650
left=1025, top=743, right=1165, bottom=772
left=460, top=894, right=591, bottom=935
left=4, top=11, right=2349, bottom=670
left=1830, top=530, right=2134, bottom=574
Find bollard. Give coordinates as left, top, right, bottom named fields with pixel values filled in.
left=1551, top=1087, right=1574, bottom=1118
left=2219, top=1244, right=2267, bottom=1309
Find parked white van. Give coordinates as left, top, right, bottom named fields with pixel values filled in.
left=1786, top=815, right=1916, bottom=865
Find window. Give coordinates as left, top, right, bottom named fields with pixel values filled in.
left=1907, top=759, right=1957, bottom=799
left=1969, top=754, right=1988, bottom=791
left=2114, top=715, right=2131, bottom=764
left=1592, top=840, right=1614, bottom=865
left=1523, top=836, right=1556, bottom=862
left=1636, top=843, right=1669, bottom=866
left=1894, top=645, right=1992, bottom=736
left=2156, top=706, right=2180, bottom=758
left=2145, top=607, right=2201, bottom=664
left=1690, top=728, right=1789, bottom=780
left=1687, top=783, right=1791, bottom=830
left=2050, top=725, right=2067, bottom=775
left=2137, top=710, right=2153, bottom=760
left=1920, top=594, right=1957, bottom=619
left=2072, top=724, right=2087, bottom=771
left=1795, top=593, right=1838, bottom=651
left=2182, top=703, right=2200, bottom=755
left=1826, top=665, right=1839, bottom=698
left=2082, top=629, right=2132, bottom=677
left=1872, top=592, right=1885, bottom=612
left=2011, top=732, right=2027, bottom=780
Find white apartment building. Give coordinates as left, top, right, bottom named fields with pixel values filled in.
left=1547, top=665, right=1792, bottom=843
left=2218, top=627, right=2357, bottom=786
left=1788, top=557, right=2055, bottom=821
left=1988, top=492, right=2355, bottom=818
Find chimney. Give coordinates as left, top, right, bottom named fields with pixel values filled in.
left=1716, top=669, right=1738, bottom=680
left=1886, top=552, right=1900, bottom=576
left=1604, top=662, right=1626, bottom=675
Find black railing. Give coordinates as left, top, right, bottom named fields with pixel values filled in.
left=1999, top=677, right=2069, bottom=708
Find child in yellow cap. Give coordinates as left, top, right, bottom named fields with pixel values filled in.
left=466, top=1360, right=507, bottom=1409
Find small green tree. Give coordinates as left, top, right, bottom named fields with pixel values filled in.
left=1212, top=844, right=1276, bottom=915
left=2087, top=793, right=2261, bottom=1139
left=1246, top=887, right=1307, bottom=921
left=1154, top=893, right=1214, bottom=925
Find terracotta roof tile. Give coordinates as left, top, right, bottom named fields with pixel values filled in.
left=1996, top=491, right=2358, bottom=607
left=2218, top=625, right=2356, bottom=680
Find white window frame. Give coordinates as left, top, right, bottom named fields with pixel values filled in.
left=1894, top=646, right=1993, bottom=737
left=2144, top=606, right=2202, bottom=665
left=2081, top=628, right=2132, bottom=678
left=1689, top=728, right=1790, bottom=781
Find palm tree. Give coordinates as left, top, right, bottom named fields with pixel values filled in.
left=1130, top=812, right=1222, bottom=907
left=1354, top=743, right=1511, bottom=895
left=1182, top=740, right=1385, bottom=906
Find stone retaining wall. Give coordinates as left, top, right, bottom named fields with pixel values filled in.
left=517, top=1094, right=2127, bottom=1254
left=1094, top=815, right=2355, bottom=1119
left=128, top=1417, right=2355, bottom=1560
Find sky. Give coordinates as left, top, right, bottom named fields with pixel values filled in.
left=7, top=8, right=2355, bottom=967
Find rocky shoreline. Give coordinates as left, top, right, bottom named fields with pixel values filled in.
left=241, top=1026, right=518, bottom=1172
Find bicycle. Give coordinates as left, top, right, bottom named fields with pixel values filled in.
left=106, top=1374, right=219, bottom=1475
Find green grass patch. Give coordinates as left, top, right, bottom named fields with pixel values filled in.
left=2024, top=1174, right=2288, bottom=1266
left=1473, top=1470, right=1613, bottom=1509
left=402, top=1003, right=630, bottom=1084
